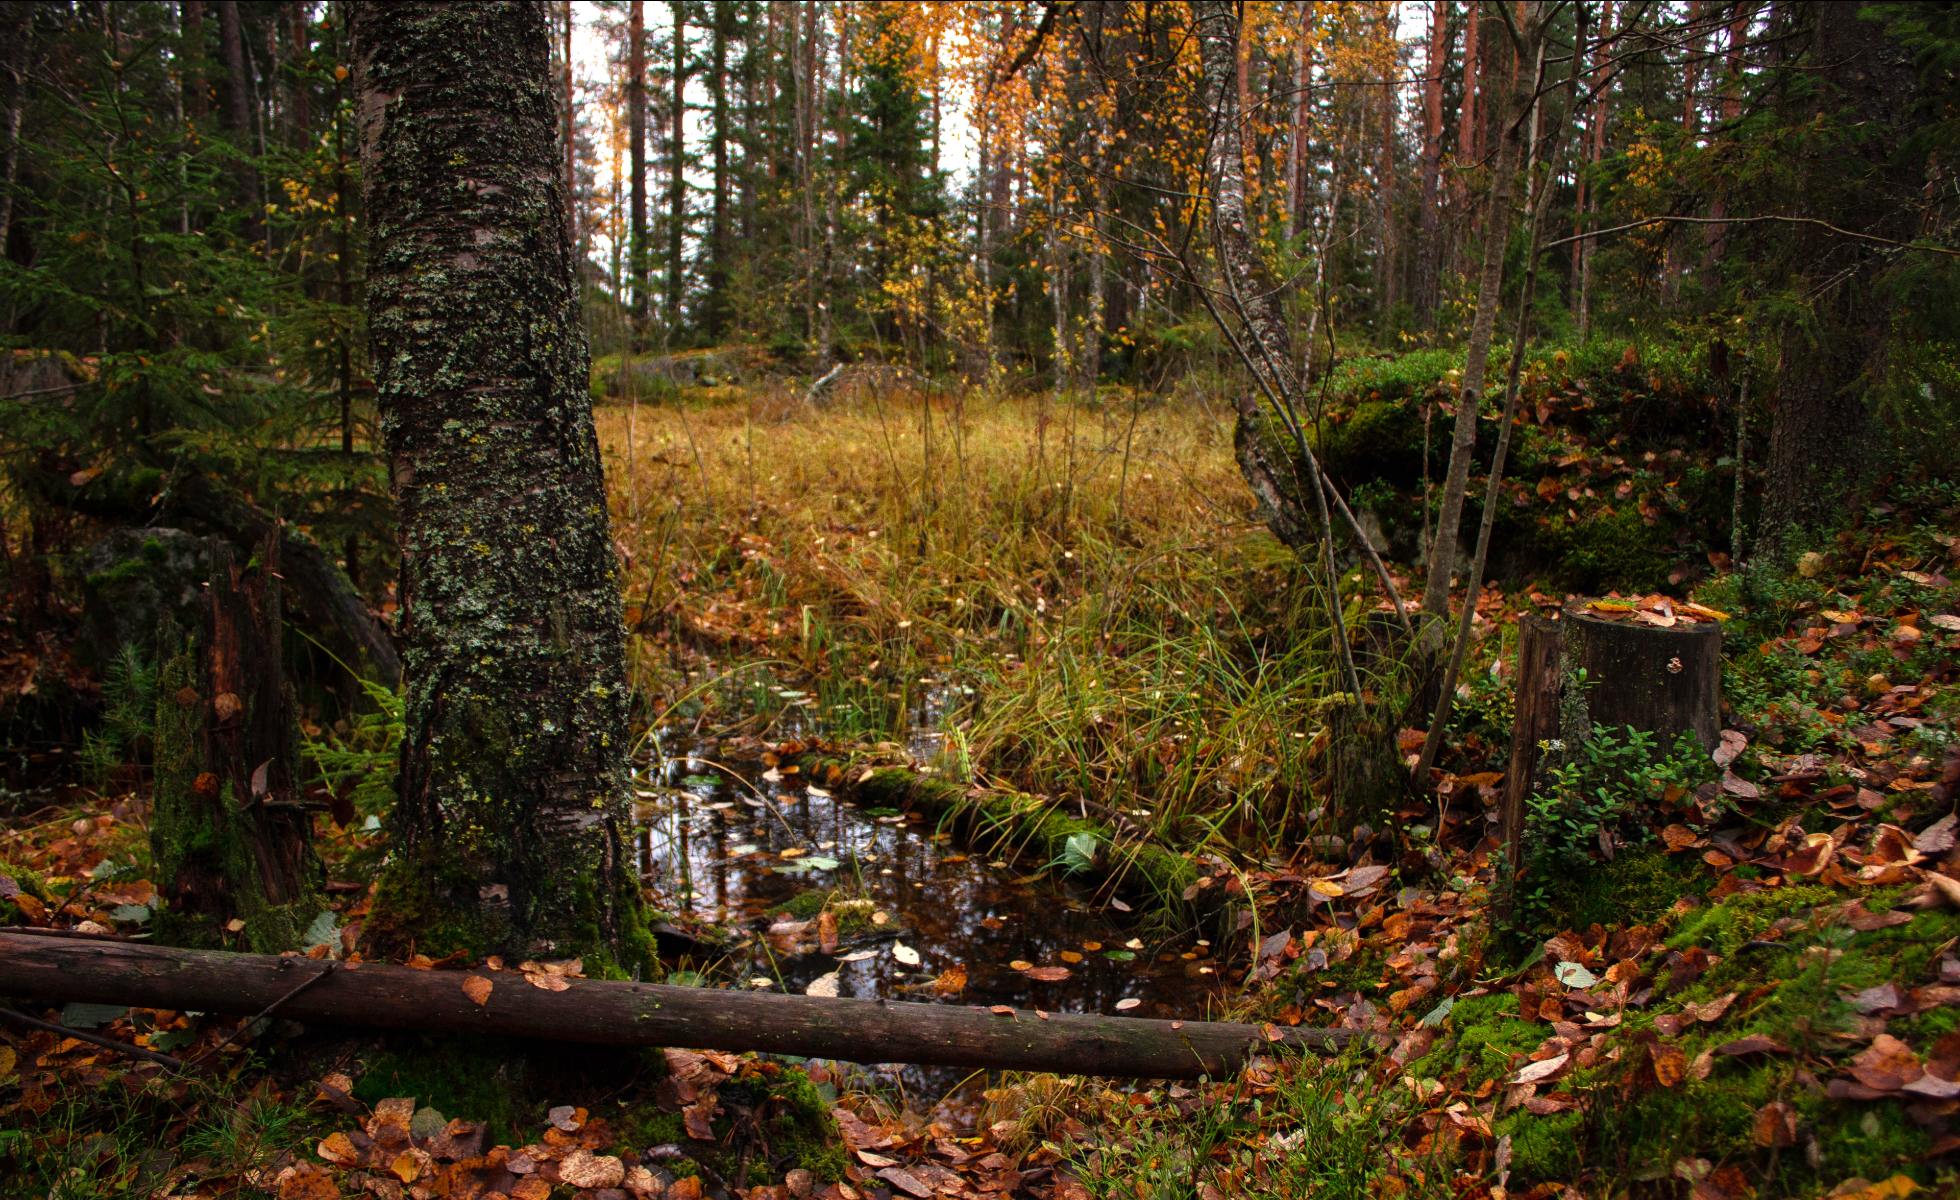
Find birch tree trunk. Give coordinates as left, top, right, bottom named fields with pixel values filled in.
left=353, top=1, right=648, bottom=972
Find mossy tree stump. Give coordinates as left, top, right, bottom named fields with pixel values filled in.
left=151, top=536, right=324, bottom=952
left=1498, top=600, right=1722, bottom=884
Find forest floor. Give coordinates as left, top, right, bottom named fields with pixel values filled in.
left=4, top=346, right=1960, bottom=1198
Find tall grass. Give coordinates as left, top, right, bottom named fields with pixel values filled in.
left=597, top=383, right=1360, bottom=853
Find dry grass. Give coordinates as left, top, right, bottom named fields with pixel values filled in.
left=595, top=383, right=1349, bottom=851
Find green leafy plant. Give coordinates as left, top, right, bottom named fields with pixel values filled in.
left=301, top=675, right=404, bottom=820
left=1513, top=723, right=1715, bottom=930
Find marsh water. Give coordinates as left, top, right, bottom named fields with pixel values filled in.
left=629, top=728, right=1230, bottom=1042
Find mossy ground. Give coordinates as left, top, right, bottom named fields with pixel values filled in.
left=1412, top=882, right=1960, bottom=1193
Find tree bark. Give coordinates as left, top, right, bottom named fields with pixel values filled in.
left=150, top=537, right=324, bottom=953
left=666, top=0, right=688, bottom=332
left=1375, top=6, right=1401, bottom=323
left=703, top=0, right=733, bottom=339
left=1455, top=2, right=1479, bottom=183
left=563, top=1, right=576, bottom=252
left=217, top=0, right=262, bottom=242
left=353, top=2, right=646, bottom=971
left=1763, top=0, right=1918, bottom=542
left=0, top=3, right=33, bottom=259
left=1701, top=2, right=1755, bottom=270
left=1413, top=0, right=1450, bottom=328
left=628, top=1, right=650, bottom=324
left=0, top=932, right=1357, bottom=1079
left=1420, top=4, right=1538, bottom=635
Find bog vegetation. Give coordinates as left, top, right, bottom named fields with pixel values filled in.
left=2, top=1, right=1959, bottom=1198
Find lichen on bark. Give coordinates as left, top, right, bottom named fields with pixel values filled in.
left=352, top=2, right=647, bottom=972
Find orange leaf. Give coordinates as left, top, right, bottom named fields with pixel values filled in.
left=461, top=975, right=493, bottom=1006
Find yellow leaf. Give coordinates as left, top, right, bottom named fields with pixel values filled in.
left=390, top=1150, right=420, bottom=1184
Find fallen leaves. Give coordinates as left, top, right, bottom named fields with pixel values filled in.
left=460, top=975, right=493, bottom=1006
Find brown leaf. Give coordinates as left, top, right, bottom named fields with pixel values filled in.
left=682, top=1098, right=717, bottom=1140
left=1511, top=1053, right=1569, bottom=1085
left=316, top=1132, right=361, bottom=1166
left=558, top=1149, right=625, bottom=1190
left=877, top=1166, right=935, bottom=1198
left=1683, top=992, right=1738, bottom=1023
left=461, top=975, right=493, bottom=1007
left=1849, top=1034, right=1922, bottom=1091
left=1652, top=1045, right=1687, bottom=1088
left=1928, top=872, right=1960, bottom=909
left=274, top=1163, right=342, bottom=1200
left=366, top=1098, right=415, bottom=1147
left=1662, top=824, right=1703, bottom=852
left=1915, top=814, right=1958, bottom=857
left=817, top=909, right=839, bottom=956
left=1022, top=966, right=1071, bottom=983
left=1713, top=730, right=1748, bottom=768
left=1713, top=1035, right=1788, bottom=1058
left=1752, top=1101, right=1797, bottom=1148
left=509, top=1177, right=552, bottom=1200
left=929, top=964, right=968, bottom=996
left=389, top=1149, right=423, bottom=1184
left=1846, top=983, right=1904, bottom=1015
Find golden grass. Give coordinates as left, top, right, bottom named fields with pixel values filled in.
left=595, top=384, right=1344, bottom=847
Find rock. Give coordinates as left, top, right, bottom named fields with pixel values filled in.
left=75, top=528, right=227, bottom=667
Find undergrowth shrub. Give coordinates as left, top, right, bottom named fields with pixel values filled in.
left=1512, top=721, right=1716, bottom=932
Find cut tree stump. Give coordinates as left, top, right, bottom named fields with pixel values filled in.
left=0, top=932, right=1358, bottom=1079
left=1498, top=599, right=1723, bottom=884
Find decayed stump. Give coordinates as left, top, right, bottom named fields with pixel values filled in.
left=1497, top=598, right=1722, bottom=887
left=150, top=535, right=324, bottom=952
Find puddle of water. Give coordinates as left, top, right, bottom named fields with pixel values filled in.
left=633, top=741, right=1230, bottom=1026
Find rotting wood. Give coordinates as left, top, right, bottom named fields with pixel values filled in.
left=0, top=932, right=1358, bottom=1079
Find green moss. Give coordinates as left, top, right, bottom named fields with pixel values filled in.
left=354, top=1038, right=530, bottom=1146
left=1316, top=399, right=1430, bottom=488
left=1530, top=846, right=1707, bottom=938
left=806, top=756, right=1199, bottom=918
left=1498, top=1108, right=1583, bottom=1181
left=0, top=860, right=51, bottom=924
left=1407, top=992, right=1542, bottom=1087
left=1491, top=886, right=1960, bottom=1191
left=773, top=889, right=833, bottom=920
left=754, top=1067, right=846, bottom=1181
left=1666, top=883, right=1839, bottom=956
left=1541, top=507, right=1672, bottom=593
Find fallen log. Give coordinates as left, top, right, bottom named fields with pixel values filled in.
left=0, top=932, right=1356, bottom=1079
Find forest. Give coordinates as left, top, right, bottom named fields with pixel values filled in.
left=1, top=0, right=1958, bottom=1196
